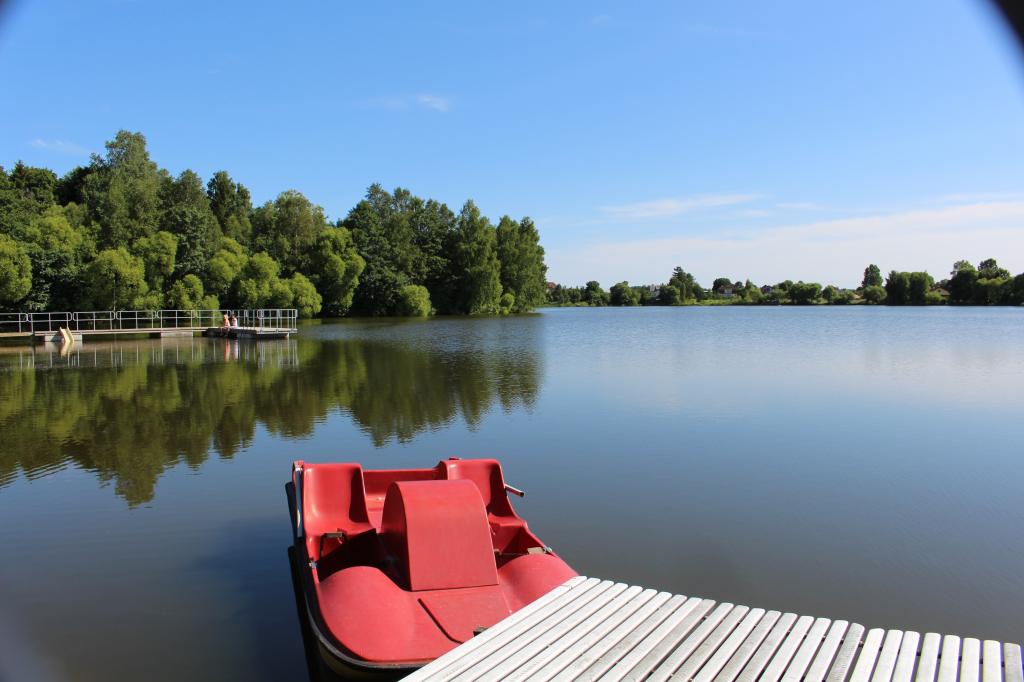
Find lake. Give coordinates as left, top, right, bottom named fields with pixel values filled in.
left=0, top=306, right=1022, bottom=681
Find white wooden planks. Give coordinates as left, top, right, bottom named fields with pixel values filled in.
left=407, top=577, right=1022, bottom=682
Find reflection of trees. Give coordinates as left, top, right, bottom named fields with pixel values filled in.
left=0, top=333, right=541, bottom=505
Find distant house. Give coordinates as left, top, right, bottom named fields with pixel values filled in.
left=546, top=281, right=558, bottom=291
left=718, top=284, right=736, bottom=298
left=761, top=284, right=773, bottom=294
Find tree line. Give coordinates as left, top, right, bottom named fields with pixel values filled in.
left=548, top=260, right=1024, bottom=307
left=0, top=130, right=548, bottom=317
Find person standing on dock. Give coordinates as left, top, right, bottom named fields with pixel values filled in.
left=222, top=312, right=230, bottom=336
left=230, top=313, right=238, bottom=328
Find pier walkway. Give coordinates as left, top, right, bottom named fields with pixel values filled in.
left=406, top=576, right=1022, bottom=682
left=0, top=308, right=297, bottom=343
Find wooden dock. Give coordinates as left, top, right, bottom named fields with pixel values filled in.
left=405, top=577, right=1023, bottom=682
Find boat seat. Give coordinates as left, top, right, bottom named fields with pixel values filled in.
left=301, top=462, right=374, bottom=561
left=442, top=458, right=531, bottom=552
left=380, top=479, right=498, bottom=591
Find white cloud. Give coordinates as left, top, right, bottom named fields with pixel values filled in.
left=599, top=194, right=759, bottom=220
left=30, top=139, right=88, bottom=156
left=416, top=94, right=451, bottom=112
left=358, top=94, right=451, bottom=112
left=548, top=200, right=1024, bottom=287
left=776, top=201, right=821, bottom=210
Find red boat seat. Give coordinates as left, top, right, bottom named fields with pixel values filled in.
left=381, top=480, right=498, bottom=591
left=442, top=458, right=530, bottom=553
left=302, top=463, right=373, bottom=561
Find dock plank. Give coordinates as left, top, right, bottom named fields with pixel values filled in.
left=871, top=631, right=905, bottom=682
left=500, top=586, right=652, bottom=681
left=804, top=620, right=851, bottom=682
left=408, top=578, right=1022, bottom=682
left=711, top=610, right=782, bottom=682
left=565, top=595, right=690, bottom=682
left=736, top=612, right=800, bottom=682
left=642, top=602, right=739, bottom=682
left=915, top=633, right=943, bottom=682
left=542, top=591, right=673, bottom=681
left=452, top=582, right=633, bottom=681
left=826, top=623, right=867, bottom=682
left=693, top=608, right=768, bottom=682
left=846, top=627, right=885, bottom=682
left=782, top=617, right=832, bottom=682
left=961, top=639, right=981, bottom=682
left=613, top=598, right=719, bottom=681
left=981, top=641, right=1002, bottom=682
left=891, top=631, right=921, bottom=682
left=601, top=597, right=712, bottom=681
left=937, top=635, right=962, bottom=682
left=1004, top=644, right=1023, bottom=682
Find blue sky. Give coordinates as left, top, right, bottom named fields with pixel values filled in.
left=2, top=0, right=1024, bottom=287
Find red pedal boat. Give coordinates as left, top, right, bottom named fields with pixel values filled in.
left=287, top=458, right=577, bottom=676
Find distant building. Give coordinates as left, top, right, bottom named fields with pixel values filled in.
left=761, top=284, right=773, bottom=294
left=546, top=281, right=558, bottom=291
left=718, top=284, right=736, bottom=298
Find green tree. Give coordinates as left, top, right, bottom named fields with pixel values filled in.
left=234, top=252, right=282, bottom=309
left=862, top=285, right=886, bottom=304
left=609, top=281, right=639, bottom=306
left=9, top=162, right=58, bottom=210
left=287, top=272, right=322, bottom=317
left=789, top=281, right=822, bottom=304
left=206, top=171, right=253, bottom=246
left=252, top=190, right=327, bottom=274
left=160, top=170, right=221, bottom=278
left=13, top=206, right=92, bottom=311
left=1009, top=274, right=1024, bottom=305
left=496, top=216, right=548, bottom=313
left=205, top=237, right=248, bottom=301
left=83, top=131, right=164, bottom=247
left=345, top=185, right=410, bottom=315
left=978, top=258, right=1010, bottom=280
left=861, top=264, right=883, bottom=289
left=134, top=230, right=178, bottom=297
left=907, top=272, right=934, bottom=305
left=741, top=280, right=762, bottom=303
left=0, top=233, right=32, bottom=306
left=948, top=260, right=977, bottom=304
left=166, top=274, right=218, bottom=310
left=659, top=284, right=682, bottom=305
left=450, top=200, right=502, bottom=314
left=583, top=280, right=608, bottom=306
left=84, top=248, right=149, bottom=309
left=885, top=271, right=910, bottom=305
left=668, top=267, right=702, bottom=302
left=308, top=227, right=365, bottom=316
left=396, top=284, right=432, bottom=317
left=712, top=277, right=733, bottom=295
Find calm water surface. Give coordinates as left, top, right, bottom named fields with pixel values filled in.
left=1, top=307, right=1022, bottom=681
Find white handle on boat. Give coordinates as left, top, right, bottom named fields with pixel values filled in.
left=505, top=484, right=525, bottom=498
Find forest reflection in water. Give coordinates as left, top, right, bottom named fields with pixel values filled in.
left=0, top=329, right=541, bottom=506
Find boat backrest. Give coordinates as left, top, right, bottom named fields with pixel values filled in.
left=380, top=479, right=498, bottom=591
left=301, top=463, right=371, bottom=542
left=441, top=458, right=516, bottom=519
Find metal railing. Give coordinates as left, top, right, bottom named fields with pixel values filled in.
left=0, top=309, right=298, bottom=335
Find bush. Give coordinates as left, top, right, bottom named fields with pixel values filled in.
left=396, top=284, right=432, bottom=317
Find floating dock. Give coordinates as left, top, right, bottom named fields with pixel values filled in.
left=0, top=308, right=298, bottom=344
left=405, top=576, right=1023, bottom=682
